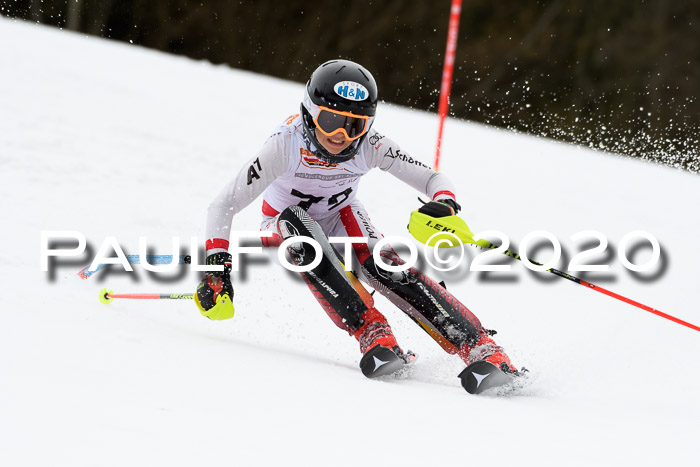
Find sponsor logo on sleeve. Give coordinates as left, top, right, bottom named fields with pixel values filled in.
left=246, top=157, right=263, bottom=185
left=383, top=148, right=430, bottom=169
left=284, top=113, right=300, bottom=125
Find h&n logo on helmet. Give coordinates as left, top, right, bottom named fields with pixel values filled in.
left=334, top=81, right=369, bottom=101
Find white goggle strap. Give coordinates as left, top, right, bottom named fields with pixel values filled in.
left=303, top=91, right=321, bottom=119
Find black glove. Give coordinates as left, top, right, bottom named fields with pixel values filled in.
left=195, top=252, right=235, bottom=320
left=418, top=198, right=461, bottom=218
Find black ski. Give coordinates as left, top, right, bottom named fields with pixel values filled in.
left=458, top=360, right=517, bottom=394
left=360, top=345, right=417, bottom=378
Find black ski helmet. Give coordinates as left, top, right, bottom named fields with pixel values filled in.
left=301, top=59, right=378, bottom=163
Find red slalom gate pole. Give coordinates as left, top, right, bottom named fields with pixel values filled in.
left=434, top=0, right=462, bottom=172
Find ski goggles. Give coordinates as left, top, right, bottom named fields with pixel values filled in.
left=312, top=106, right=371, bottom=141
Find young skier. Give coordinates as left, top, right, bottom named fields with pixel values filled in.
left=195, top=59, right=522, bottom=394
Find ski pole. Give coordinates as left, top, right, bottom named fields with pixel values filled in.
left=475, top=239, right=700, bottom=333
left=78, top=255, right=191, bottom=279
left=408, top=210, right=700, bottom=333
left=99, top=288, right=193, bottom=304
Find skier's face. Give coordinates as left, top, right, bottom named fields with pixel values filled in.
left=315, top=129, right=353, bottom=154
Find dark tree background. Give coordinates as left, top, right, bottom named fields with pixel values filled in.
left=3, top=0, right=698, bottom=172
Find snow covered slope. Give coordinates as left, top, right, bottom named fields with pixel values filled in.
left=1, top=18, right=699, bottom=467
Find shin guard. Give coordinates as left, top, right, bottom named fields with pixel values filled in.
left=361, top=251, right=482, bottom=352
left=277, top=206, right=371, bottom=332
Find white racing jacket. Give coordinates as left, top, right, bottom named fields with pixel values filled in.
left=205, top=113, right=457, bottom=252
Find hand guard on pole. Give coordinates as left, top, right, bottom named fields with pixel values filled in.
left=195, top=252, right=235, bottom=321
left=409, top=198, right=471, bottom=248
